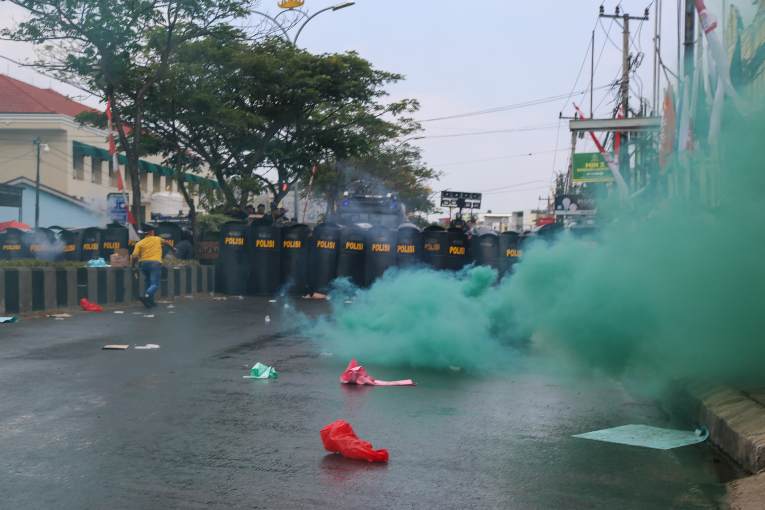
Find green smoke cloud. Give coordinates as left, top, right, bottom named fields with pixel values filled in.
left=312, top=100, right=765, bottom=391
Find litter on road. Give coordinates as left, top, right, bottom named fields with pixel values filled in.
left=134, top=344, right=160, bottom=350
left=114, top=311, right=125, bottom=314
left=340, top=359, right=415, bottom=387
left=213, top=296, right=227, bottom=301
left=264, top=315, right=271, bottom=324
left=86, top=258, right=109, bottom=267
left=79, top=298, right=103, bottom=312
left=243, top=362, right=278, bottom=379
left=573, top=424, right=709, bottom=450
left=0, top=316, right=18, bottom=323
left=47, top=313, right=72, bottom=319
left=102, top=344, right=129, bottom=350
left=268, top=299, right=277, bottom=303
left=320, top=420, right=389, bottom=463
left=143, top=314, right=155, bottom=318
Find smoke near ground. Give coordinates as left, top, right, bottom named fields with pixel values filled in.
left=311, top=105, right=765, bottom=391
left=312, top=266, right=518, bottom=371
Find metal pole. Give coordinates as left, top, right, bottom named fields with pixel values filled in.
left=590, top=29, right=595, bottom=118
left=653, top=0, right=659, bottom=112
left=622, top=14, right=630, bottom=119
left=293, top=6, right=336, bottom=45
left=33, top=138, right=41, bottom=228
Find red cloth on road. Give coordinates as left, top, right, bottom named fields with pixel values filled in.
left=320, top=419, right=389, bottom=463
left=79, top=298, right=103, bottom=312
left=339, top=359, right=414, bottom=386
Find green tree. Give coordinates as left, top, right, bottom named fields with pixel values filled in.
left=142, top=34, right=419, bottom=212
left=3, top=0, right=248, bottom=223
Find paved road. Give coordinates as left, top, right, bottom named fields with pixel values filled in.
left=0, top=297, right=725, bottom=509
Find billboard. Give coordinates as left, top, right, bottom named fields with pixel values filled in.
left=440, top=191, right=482, bottom=209
left=572, top=153, right=614, bottom=183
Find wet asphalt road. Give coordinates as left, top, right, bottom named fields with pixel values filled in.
left=0, top=297, right=725, bottom=509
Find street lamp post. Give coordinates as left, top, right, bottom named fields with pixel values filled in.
left=250, top=2, right=355, bottom=222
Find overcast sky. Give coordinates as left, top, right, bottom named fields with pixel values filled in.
left=0, top=0, right=756, bottom=214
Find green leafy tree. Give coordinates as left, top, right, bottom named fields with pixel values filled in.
left=142, top=33, right=419, bottom=212
left=2, top=0, right=249, bottom=223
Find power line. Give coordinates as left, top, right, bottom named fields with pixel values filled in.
left=480, top=179, right=549, bottom=193
left=423, top=124, right=560, bottom=139
left=417, top=85, right=612, bottom=123
left=432, top=147, right=572, bottom=168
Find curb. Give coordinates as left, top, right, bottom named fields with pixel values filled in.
left=694, top=387, right=765, bottom=510
left=696, top=387, right=765, bottom=474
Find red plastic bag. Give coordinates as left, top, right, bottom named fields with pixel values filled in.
left=339, top=359, right=415, bottom=386
left=320, top=420, right=389, bottom=463
left=79, top=298, right=103, bottom=312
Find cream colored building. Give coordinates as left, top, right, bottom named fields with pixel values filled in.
left=0, top=74, right=208, bottom=227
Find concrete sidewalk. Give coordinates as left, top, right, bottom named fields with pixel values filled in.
left=696, top=387, right=765, bottom=509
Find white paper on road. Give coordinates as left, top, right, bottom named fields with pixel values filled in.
left=0, top=316, right=17, bottom=323
left=573, top=424, right=709, bottom=450
left=135, top=344, right=160, bottom=350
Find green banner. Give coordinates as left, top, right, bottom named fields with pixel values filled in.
left=572, top=152, right=614, bottom=183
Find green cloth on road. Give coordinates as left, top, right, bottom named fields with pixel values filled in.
left=573, top=424, right=709, bottom=450
left=243, top=362, right=278, bottom=380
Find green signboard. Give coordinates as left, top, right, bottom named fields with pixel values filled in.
left=572, top=152, right=614, bottom=183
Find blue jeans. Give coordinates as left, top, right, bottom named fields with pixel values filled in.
left=140, top=261, right=162, bottom=300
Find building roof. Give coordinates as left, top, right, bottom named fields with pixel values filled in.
left=0, top=73, right=95, bottom=117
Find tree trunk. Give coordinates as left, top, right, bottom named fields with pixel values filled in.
left=177, top=174, right=197, bottom=243
left=128, top=160, right=142, bottom=225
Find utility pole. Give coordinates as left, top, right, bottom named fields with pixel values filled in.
left=683, top=0, right=696, bottom=79
left=599, top=5, right=650, bottom=119
left=599, top=5, right=649, bottom=192
left=652, top=0, right=662, bottom=113
left=33, top=137, right=41, bottom=228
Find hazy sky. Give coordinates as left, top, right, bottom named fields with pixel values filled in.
left=0, top=0, right=756, bottom=214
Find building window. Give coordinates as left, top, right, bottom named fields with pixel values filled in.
left=153, top=172, right=161, bottom=192
left=73, top=153, right=84, bottom=180
left=91, top=157, right=102, bottom=184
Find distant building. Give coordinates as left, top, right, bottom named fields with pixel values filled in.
left=0, top=74, right=210, bottom=228
left=476, top=212, right=516, bottom=232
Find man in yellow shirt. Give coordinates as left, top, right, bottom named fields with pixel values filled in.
left=131, top=226, right=164, bottom=308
